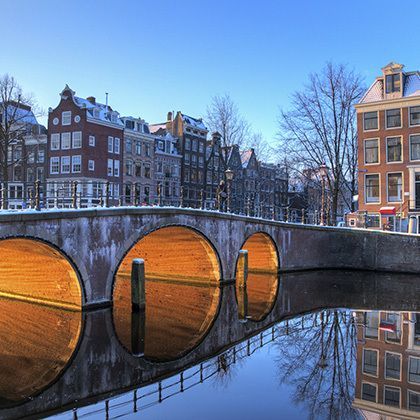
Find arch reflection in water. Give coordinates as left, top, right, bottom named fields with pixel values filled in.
left=236, top=233, right=279, bottom=321
left=0, top=298, right=82, bottom=406
left=0, top=238, right=82, bottom=309
left=113, top=226, right=221, bottom=361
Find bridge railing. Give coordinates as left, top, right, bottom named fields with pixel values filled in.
left=0, top=180, right=323, bottom=225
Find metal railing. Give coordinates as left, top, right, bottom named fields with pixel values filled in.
left=0, top=180, right=323, bottom=225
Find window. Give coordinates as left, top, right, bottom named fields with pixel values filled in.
left=184, top=168, right=190, bottom=182
left=144, top=164, right=151, bottom=179
left=61, top=132, right=71, bottom=149
left=385, top=352, right=401, bottom=380
left=386, top=74, right=401, bottom=94
left=408, top=390, right=420, bottom=412
left=107, top=159, right=113, bottom=176
left=192, top=154, right=197, bottom=166
left=199, top=156, right=204, bottom=167
left=361, top=383, right=376, bottom=402
left=363, top=349, right=378, bottom=376
left=384, top=386, right=400, bottom=407
left=158, top=140, right=164, bottom=151
left=37, top=167, right=44, bottom=182
left=88, top=160, right=95, bottom=171
left=114, top=137, right=120, bottom=154
left=410, top=135, right=420, bottom=160
left=145, top=144, right=150, bottom=157
left=387, top=137, right=402, bottom=162
left=199, top=143, right=204, bottom=153
left=385, top=312, right=402, bottom=343
left=72, top=131, right=82, bottom=148
left=387, top=173, right=402, bottom=202
left=125, top=160, right=133, bottom=176
left=89, top=135, right=96, bottom=147
left=28, top=151, right=35, bottom=164
left=108, top=136, right=114, bottom=153
left=365, top=139, right=379, bottom=164
left=113, top=160, right=120, bottom=177
left=72, top=155, right=81, bottom=173
left=386, top=109, right=401, bottom=128
left=409, top=357, right=420, bottom=384
left=62, top=111, right=71, bottom=126
left=185, top=153, right=190, bottom=164
left=365, top=174, right=380, bottom=203
left=364, top=112, right=379, bottom=130
left=364, top=312, right=379, bottom=339
left=135, top=164, right=141, bottom=177
left=192, top=139, right=198, bottom=152
left=27, top=168, right=35, bottom=182
left=185, top=138, right=191, bottom=150
left=51, top=133, right=60, bottom=150
left=37, top=149, right=45, bottom=163
left=410, top=106, right=420, bottom=126
left=136, top=141, right=141, bottom=155
left=50, top=157, right=59, bottom=174
left=125, top=138, right=132, bottom=153
left=61, top=156, right=70, bottom=174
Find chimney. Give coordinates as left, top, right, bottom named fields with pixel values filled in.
left=167, top=111, right=173, bottom=122
left=86, top=96, right=96, bottom=105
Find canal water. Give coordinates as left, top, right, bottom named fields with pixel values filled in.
left=0, top=270, right=419, bottom=419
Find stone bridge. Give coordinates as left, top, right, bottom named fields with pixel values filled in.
left=0, top=207, right=419, bottom=309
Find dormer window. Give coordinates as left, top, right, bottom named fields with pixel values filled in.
left=93, top=109, right=100, bottom=118
left=386, top=74, right=401, bottom=93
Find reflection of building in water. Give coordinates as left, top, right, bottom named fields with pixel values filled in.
left=353, top=311, right=420, bottom=416
left=0, top=298, right=81, bottom=405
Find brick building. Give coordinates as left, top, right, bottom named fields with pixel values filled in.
left=47, top=85, right=124, bottom=207
left=353, top=310, right=420, bottom=415
left=121, top=116, right=155, bottom=205
left=355, top=62, right=420, bottom=231
left=205, top=132, right=225, bottom=207
left=152, top=111, right=208, bottom=207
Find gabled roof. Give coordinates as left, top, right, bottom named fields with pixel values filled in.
left=359, top=71, right=420, bottom=104
left=149, top=123, right=167, bottom=134
left=240, top=149, right=254, bottom=169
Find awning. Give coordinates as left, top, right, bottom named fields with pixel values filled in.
left=379, top=321, right=396, bottom=333
left=379, top=206, right=396, bottom=216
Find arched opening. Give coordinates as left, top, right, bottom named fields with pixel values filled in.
left=113, top=226, right=221, bottom=361
left=0, top=299, right=82, bottom=406
left=236, top=233, right=279, bottom=321
left=0, top=238, right=82, bottom=309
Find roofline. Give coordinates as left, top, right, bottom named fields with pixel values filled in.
left=354, top=94, right=420, bottom=111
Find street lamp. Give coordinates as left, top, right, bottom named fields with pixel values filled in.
left=225, top=169, right=234, bottom=213
left=319, top=164, right=328, bottom=226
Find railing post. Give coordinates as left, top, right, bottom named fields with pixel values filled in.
left=157, top=183, right=162, bottom=206
left=237, top=249, right=249, bottom=322
left=179, top=186, right=184, bottom=208
left=72, top=181, right=78, bottom=209
left=1, top=182, right=6, bottom=210
left=200, top=189, right=205, bottom=210
left=105, top=181, right=110, bottom=208
left=29, top=188, right=34, bottom=209
left=35, top=179, right=41, bottom=211
left=301, top=208, right=305, bottom=224
left=286, top=207, right=289, bottom=222
left=272, top=206, right=276, bottom=221
left=246, top=196, right=250, bottom=217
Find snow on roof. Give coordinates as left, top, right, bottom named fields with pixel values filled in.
left=149, top=123, right=167, bottom=134
left=181, top=114, right=207, bottom=130
left=74, top=96, right=124, bottom=126
left=360, top=71, right=420, bottom=104
left=240, top=149, right=253, bottom=168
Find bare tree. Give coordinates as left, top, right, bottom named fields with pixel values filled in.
left=244, top=131, right=273, bottom=163
left=278, top=63, right=364, bottom=224
left=206, top=94, right=250, bottom=148
left=0, top=74, right=42, bottom=205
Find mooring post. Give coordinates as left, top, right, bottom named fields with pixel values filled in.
left=131, top=309, right=145, bottom=356
left=131, top=259, right=145, bottom=311
left=237, top=250, right=248, bottom=288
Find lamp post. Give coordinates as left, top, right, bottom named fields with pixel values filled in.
left=319, top=164, right=328, bottom=226
left=225, top=169, right=234, bottom=213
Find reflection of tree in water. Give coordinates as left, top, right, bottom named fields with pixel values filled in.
left=211, top=346, right=247, bottom=389
left=274, top=310, right=359, bottom=419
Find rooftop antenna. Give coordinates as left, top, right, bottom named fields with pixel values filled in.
left=105, top=92, right=109, bottom=113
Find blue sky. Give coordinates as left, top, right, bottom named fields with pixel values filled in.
left=1, top=0, right=419, bottom=144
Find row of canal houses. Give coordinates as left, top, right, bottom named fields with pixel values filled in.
left=5, top=85, right=288, bottom=212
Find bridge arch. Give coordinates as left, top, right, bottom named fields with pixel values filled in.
left=235, top=232, right=279, bottom=321
left=112, top=225, right=222, bottom=362
left=0, top=237, right=84, bottom=309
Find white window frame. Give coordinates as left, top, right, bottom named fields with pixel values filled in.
left=107, top=159, right=113, bottom=176
left=364, top=138, right=380, bottom=165
left=50, top=157, right=60, bottom=175
left=61, top=132, right=71, bottom=150
left=384, top=351, right=402, bottom=381
left=385, top=108, right=402, bottom=130
left=361, top=381, right=378, bottom=403
left=363, top=111, right=379, bottom=132
left=62, top=111, right=71, bottom=126
left=386, top=172, right=403, bottom=203
left=408, top=389, right=420, bottom=412
left=88, top=160, right=95, bottom=172
left=72, top=131, right=82, bottom=149
left=409, top=106, right=420, bottom=127
left=108, top=136, right=114, bottom=153
left=409, top=134, right=420, bottom=162
left=114, top=137, right=120, bottom=154
left=364, top=173, right=381, bottom=204
left=61, top=156, right=70, bottom=174
left=408, top=356, right=420, bottom=385
left=386, top=136, right=403, bottom=163
left=71, top=155, right=82, bottom=173
left=362, top=348, right=379, bottom=377
left=383, top=385, right=401, bottom=408
left=114, top=159, right=120, bottom=177
left=51, top=133, right=60, bottom=150
left=89, top=135, right=96, bottom=147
